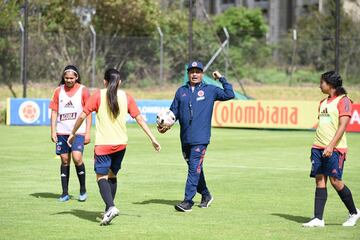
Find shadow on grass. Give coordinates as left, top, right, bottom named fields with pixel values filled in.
left=271, top=213, right=310, bottom=223
left=30, top=192, right=64, bottom=199
left=272, top=213, right=342, bottom=226
left=54, top=209, right=141, bottom=223
left=54, top=209, right=101, bottom=223
left=133, top=199, right=179, bottom=206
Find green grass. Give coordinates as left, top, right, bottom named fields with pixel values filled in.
left=0, top=125, right=359, bottom=240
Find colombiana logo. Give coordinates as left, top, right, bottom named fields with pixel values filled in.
left=18, top=101, right=40, bottom=124
left=191, top=62, right=198, bottom=67
left=198, top=90, right=204, bottom=97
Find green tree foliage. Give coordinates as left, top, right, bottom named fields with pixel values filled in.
left=0, top=1, right=20, bottom=30
left=92, top=0, right=159, bottom=36
left=213, top=7, right=271, bottom=77
left=284, top=0, right=360, bottom=83
left=159, top=9, right=219, bottom=81
left=0, top=1, right=21, bottom=96
left=0, top=1, right=271, bottom=88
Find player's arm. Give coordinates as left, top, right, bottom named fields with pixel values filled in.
left=67, top=112, right=88, bottom=147
left=49, top=88, right=60, bottom=143
left=135, top=114, right=161, bottom=152
left=213, top=71, right=235, bottom=101
left=82, top=87, right=92, bottom=145
left=68, top=90, right=99, bottom=146
left=323, top=116, right=350, bottom=157
left=126, top=93, right=161, bottom=151
left=84, top=114, right=92, bottom=145
left=50, top=110, right=58, bottom=143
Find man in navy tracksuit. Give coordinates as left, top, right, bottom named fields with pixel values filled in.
left=158, top=61, right=235, bottom=212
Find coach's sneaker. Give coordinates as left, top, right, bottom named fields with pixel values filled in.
left=58, top=194, right=70, bottom=202
left=100, top=206, right=119, bottom=226
left=175, top=201, right=193, bottom=212
left=199, top=194, right=214, bottom=208
left=78, top=192, right=87, bottom=202
left=302, top=218, right=325, bottom=227
left=342, top=209, right=360, bottom=227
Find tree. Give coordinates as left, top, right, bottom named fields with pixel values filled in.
left=291, top=0, right=360, bottom=83
left=0, top=0, right=21, bottom=97
left=213, top=7, right=270, bottom=77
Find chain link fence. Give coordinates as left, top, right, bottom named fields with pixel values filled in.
left=1, top=29, right=360, bottom=94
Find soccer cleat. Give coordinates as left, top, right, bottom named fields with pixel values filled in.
left=58, top=194, right=70, bottom=202
left=342, top=208, right=360, bottom=227
left=199, top=194, right=214, bottom=208
left=78, top=192, right=87, bottom=202
left=174, top=201, right=193, bottom=212
left=100, top=206, right=119, bottom=226
left=302, top=218, right=325, bottom=227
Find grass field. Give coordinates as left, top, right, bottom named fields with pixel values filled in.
left=0, top=125, right=359, bottom=240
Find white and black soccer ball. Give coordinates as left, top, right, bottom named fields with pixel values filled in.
left=156, top=109, right=176, bottom=127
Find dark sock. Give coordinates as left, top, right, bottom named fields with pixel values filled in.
left=108, top=178, right=117, bottom=200
left=98, top=179, right=114, bottom=211
left=60, top=165, right=70, bottom=196
left=337, top=185, right=357, bottom=215
left=75, top=163, right=86, bottom=194
left=314, top=188, right=327, bottom=220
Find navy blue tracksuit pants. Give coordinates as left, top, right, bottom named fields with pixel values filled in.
left=182, top=144, right=210, bottom=204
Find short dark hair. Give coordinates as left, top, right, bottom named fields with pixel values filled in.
left=321, top=70, right=347, bottom=95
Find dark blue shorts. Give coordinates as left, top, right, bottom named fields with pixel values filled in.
left=310, top=148, right=346, bottom=180
left=56, top=135, right=84, bottom=155
left=94, top=149, right=126, bottom=175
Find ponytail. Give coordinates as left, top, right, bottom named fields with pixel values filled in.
left=335, top=86, right=347, bottom=96
left=104, top=69, right=121, bottom=119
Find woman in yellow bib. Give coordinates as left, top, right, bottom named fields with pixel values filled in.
left=303, top=71, right=359, bottom=227
left=68, top=68, right=161, bottom=226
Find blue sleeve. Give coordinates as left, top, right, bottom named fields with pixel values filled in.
left=215, top=77, right=235, bottom=101
left=170, top=89, right=180, bottom=120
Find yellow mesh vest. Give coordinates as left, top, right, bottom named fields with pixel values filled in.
left=95, top=89, right=128, bottom=145
left=313, top=95, right=347, bottom=148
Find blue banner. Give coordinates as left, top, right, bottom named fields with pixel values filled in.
left=6, top=98, right=172, bottom=126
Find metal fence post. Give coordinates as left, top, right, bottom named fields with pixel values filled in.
left=223, top=27, right=229, bottom=77
left=23, top=0, right=28, bottom=97
left=18, top=21, right=24, bottom=86
left=157, top=25, right=164, bottom=82
left=89, top=25, right=96, bottom=88
left=203, top=27, right=230, bottom=72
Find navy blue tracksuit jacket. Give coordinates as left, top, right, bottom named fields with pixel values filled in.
left=170, top=77, right=235, bottom=146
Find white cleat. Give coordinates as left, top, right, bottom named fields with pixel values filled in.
left=100, top=206, right=119, bottom=226
left=302, top=218, right=325, bottom=228
left=342, top=208, right=360, bottom=227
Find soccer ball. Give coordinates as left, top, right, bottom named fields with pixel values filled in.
left=156, top=109, right=176, bottom=127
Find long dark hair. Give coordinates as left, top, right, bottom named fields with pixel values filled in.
left=104, top=68, right=121, bottom=119
left=59, top=65, right=81, bottom=86
left=321, top=70, right=347, bottom=96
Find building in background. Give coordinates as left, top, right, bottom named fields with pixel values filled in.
left=203, top=0, right=319, bottom=43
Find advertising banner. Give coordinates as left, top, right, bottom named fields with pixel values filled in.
left=347, top=103, right=360, bottom=132
left=212, top=100, right=360, bottom=132
left=6, top=98, right=172, bottom=126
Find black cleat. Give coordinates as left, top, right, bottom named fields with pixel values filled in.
left=198, top=194, right=213, bottom=208
left=175, top=201, right=193, bottom=212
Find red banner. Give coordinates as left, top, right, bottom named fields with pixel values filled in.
left=347, top=103, right=360, bottom=132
